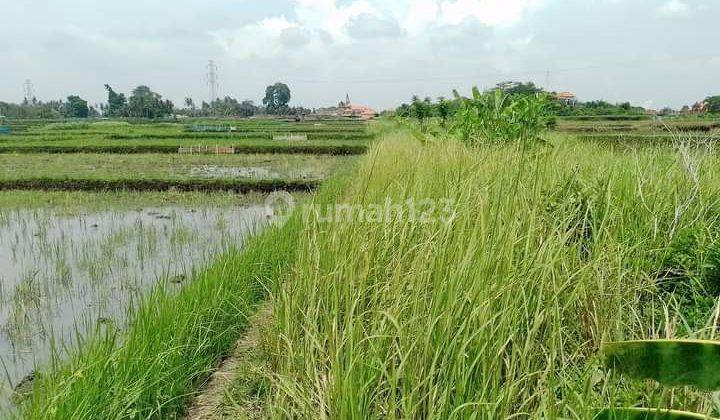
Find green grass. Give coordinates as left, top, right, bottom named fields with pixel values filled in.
left=227, top=127, right=720, bottom=418
left=0, top=153, right=351, bottom=181
left=0, top=190, right=278, bottom=211
left=16, top=151, right=355, bottom=418
left=17, top=199, right=308, bottom=419
left=0, top=153, right=349, bottom=192
left=0, top=178, right=319, bottom=193
left=0, top=138, right=368, bottom=155
left=0, top=118, right=374, bottom=155
left=602, top=340, right=720, bottom=391
left=557, top=117, right=720, bottom=135
left=19, top=121, right=720, bottom=418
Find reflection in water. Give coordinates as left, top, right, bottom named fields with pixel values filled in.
left=0, top=204, right=268, bottom=407
left=190, top=165, right=324, bottom=180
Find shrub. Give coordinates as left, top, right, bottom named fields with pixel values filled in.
left=450, top=88, right=552, bottom=147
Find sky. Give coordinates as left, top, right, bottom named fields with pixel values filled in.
left=1, top=0, right=718, bottom=111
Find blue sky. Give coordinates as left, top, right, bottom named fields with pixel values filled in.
left=1, top=0, right=718, bottom=110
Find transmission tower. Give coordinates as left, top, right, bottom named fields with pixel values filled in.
left=23, top=79, right=35, bottom=102
left=206, top=60, right=219, bottom=103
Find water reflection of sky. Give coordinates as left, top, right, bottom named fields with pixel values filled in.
left=0, top=204, right=268, bottom=409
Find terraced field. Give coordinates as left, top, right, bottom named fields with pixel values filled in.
left=0, top=119, right=371, bottom=155
left=0, top=118, right=365, bottom=415
left=556, top=116, right=720, bottom=145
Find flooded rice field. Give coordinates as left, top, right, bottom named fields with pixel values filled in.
left=0, top=194, right=271, bottom=407
left=189, top=164, right=322, bottom=179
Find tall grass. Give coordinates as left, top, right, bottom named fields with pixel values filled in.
left=259, top=130, right=720, bottom=418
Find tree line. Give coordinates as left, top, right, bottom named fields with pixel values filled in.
left=0, top=82, right=307, bottom=119
left=0, top=96, right=98, bottom=119
left=395, top=81, right=648, bottom=122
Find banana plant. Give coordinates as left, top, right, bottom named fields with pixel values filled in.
left=595, top=407, right=712, bottom=419
left=449, top=87, right=550, bottom=147
left=598, top=339, right=720, bottom=419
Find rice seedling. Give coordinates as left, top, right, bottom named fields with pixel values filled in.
left=0, top=153, right=352, bottom=183
left=13, top=116, right=720, bottom=419
left=0, top=192, right=276, bottom=412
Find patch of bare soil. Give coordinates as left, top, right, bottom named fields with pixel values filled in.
left=185, top=304, right=272, bottom=420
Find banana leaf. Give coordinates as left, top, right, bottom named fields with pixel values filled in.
left=602, top=340, right=720, bottom=390
left=594, top=407, right=713, bottom=419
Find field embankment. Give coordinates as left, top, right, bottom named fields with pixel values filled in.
left=0, top=178, right=319, bottom=193
left=0, top=144, right=368, bottom=155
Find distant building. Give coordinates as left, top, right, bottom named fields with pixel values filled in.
left=553, top=91, right=577, bottom=104
left=342, top=104, right=377, bottom=120
left=691, top=101, right=709, bottom=114
left=317, top=94, right=378, bottom=120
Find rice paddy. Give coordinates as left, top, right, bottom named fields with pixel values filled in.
left=6, top=115, right=720, bottom=419
left=0, top=120, right=371, bottom=155
left=0, top=194, right=269, bottom=410
left=0, top=118, right=363, bottom=417
left=0, top=154, right=350, bottom=183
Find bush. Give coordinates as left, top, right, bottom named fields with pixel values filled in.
left=450, top=88, right=552, bottom=147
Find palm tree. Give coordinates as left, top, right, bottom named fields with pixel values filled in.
left=184, top=97, right=195, bottom=116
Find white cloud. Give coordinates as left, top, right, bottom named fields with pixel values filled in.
left=294, top=0, right=377, bottom=38
left=346, top=14, right=405, bottom=39
left=211, top=16, right=299, bottom=59
left=208, top=0, right=549, bottom=71
left=439, top=0, right=540, bottom=27
left=403, top=0, right=440, bottom=34
left=212, top=0, right=544, bottom=60
left=658, top=0, right=690, bottom=17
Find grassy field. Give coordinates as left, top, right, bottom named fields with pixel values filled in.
left=0, top=153, right=348, bottom=192
left=0, top=153, right=351, bottom=181
left=0, top=118, right=362, bottom=417
left=15, top=181, right=337, bottom=419
left=219, top=126, right=720, bottom=418
left=0, top=190, right=279, bottom=211
left=0, top=190, right=280, bottom=411
left=0, top=119, right=372, bottom=155
left=557, top=116, right=720, bottom=147
left=14, top=118, right=720, bottom=418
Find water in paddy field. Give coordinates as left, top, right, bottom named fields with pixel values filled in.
left=0, top=203, right=269, bottom=409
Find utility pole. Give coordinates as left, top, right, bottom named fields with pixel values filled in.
left=23, top=79, right=35, bottom=103
left=206, top=60, right=219, bottom=103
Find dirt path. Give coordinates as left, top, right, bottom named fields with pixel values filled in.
left=185, top=304, right=271, bottom=420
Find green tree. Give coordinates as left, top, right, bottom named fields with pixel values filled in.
left=410, top=96, right=431, bottom=132
left=66, top=95, right=89, bottom=118
left=184, top=97, right=195, bottom=116
left=494, top=81, right=543, bottom=96
left=126, top=86, right=174, bottom=119
left=437, top=96, right=451, bottom=127
left=263, top=82, right=292, bottom=114
left=705, top=96, right=720, bottom=113
left=104, top=84, right=127, bottom=117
